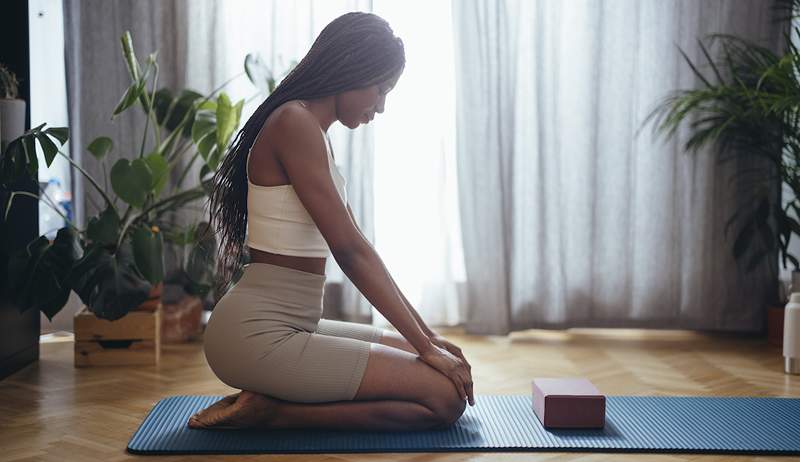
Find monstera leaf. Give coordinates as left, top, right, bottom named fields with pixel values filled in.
left=3, top=226, right=83, bottom=320
left=86, top=206, right=121, bottom=246
left=152, top=88, right=203, bottom=137
left=66, top=242, right=151, bottom=321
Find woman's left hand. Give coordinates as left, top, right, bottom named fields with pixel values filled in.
left=430, top=334, right=472, bottom=373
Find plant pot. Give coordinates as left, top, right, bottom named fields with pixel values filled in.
left=73, top=305, right=161, bottom=367
left=0, top=98, right=25, bottom=151
left=162, top=294, right=203, bottom=343
left=136, top=282, right=164, bottom=312
left=767, top=305, right=785, bottom=347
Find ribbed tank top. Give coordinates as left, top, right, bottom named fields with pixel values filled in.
left=246, top=122, right=347, bottom=258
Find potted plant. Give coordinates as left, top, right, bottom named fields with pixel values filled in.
left=0, top=31, right=291, bottom=342
left=644, top=1, right=798, bottom=343
left=0, top=63, right=25, bottom=151
left=0, top=30, right=247, bottom=326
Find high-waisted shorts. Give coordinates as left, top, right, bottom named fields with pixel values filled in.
left=203, top=262, right=385, bottom=403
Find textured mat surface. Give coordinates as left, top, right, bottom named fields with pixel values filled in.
left=127, top=395, right=800, bottom=455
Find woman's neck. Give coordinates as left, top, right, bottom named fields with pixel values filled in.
left=299, top=96, right=337, bottom=132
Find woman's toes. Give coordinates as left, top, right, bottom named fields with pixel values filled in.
left=186, top=391, right=281, bottom=429
left=187, top=415, right=205, bottom=429
left=187, top=393, right=240, bottom=428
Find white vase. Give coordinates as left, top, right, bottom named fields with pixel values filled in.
left=0, top=98, right=26, bottom=151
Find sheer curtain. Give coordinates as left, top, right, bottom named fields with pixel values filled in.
left=199, top=0, right=466, bottom=328
left=370, top=0, right=466, bottom=328
left=452, top=0, right=784, bottom=334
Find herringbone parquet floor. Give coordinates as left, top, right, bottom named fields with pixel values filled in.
left=1, top=327, right=798, bottom=461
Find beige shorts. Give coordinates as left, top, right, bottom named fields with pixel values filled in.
left=203, top=262, right=384, bottom=403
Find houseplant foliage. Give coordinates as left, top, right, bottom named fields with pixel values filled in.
left=0, top=31, right=253, bottom=321
left=0, top=63, right=20, bottom=99
left=645, top=1, right=799, bottom=286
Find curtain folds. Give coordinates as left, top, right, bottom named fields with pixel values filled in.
left=452, top=0, right=784, bottom=334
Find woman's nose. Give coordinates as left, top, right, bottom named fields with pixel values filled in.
left=375, top=94, right=386, bottom=114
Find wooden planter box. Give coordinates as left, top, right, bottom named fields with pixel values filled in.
left=162, top=295, right=203, bottom=343
left=74, top=306, right=161, bottom=367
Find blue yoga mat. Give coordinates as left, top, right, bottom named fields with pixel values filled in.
left=127, top=395, right=800, bottom=455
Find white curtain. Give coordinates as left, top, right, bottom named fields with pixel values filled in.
left=452, top=0, right=784, bottom=334
left=195, top=0, right=466, bottom=328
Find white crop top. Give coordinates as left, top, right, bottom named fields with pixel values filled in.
left=246, top=126, right=348, bottom=257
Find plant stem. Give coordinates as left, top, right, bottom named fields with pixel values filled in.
left=3, top=190, right=83, bottom=234
left=114, top=185, right=205, bottom=252
left=102, top=159, right=109, bottom=193
left=174, top=150, right=201, bottom=191
left=139, top=62, right=161, bottom=157
left=167, top=137, right=193, bottom=164
left=56, top=150, right=116, bottom=214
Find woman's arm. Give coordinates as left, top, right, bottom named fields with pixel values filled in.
left=346, top=204, right=436, bottom=338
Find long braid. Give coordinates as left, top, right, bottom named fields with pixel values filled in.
left=207, top=12, right=405, bottom=297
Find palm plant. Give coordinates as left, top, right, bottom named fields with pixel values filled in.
left=645, top=1, right=799, bottom=294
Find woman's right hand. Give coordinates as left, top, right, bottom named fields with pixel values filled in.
left=419, top=344, right=475, bottom=405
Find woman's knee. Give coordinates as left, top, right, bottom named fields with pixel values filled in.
left=424, top=385, right=467, bottom=427
left=355, top=343, right=466, bottom=426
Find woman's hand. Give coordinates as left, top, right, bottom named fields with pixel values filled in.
left=430, top=334, right=472, bottom=373
left=419, top=344, right=475, bottom=406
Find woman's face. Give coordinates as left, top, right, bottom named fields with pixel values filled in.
left=336, top=72, right=401, bottom=129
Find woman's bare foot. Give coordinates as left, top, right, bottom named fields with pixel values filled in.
left=187, top=391, right=281, bottom=429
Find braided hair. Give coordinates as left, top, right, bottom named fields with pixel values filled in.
left=208, top=12, right=405, bottom=296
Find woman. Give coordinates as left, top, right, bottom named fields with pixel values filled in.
left=191, top=12, right=474, bottom=432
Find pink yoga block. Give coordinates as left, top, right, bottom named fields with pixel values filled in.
left=531, top=378, right=606, bottom=428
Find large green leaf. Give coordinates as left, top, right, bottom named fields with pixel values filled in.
left=215, top=93, right=244, bottom=163
left=86, top=206, right=121, bottom=246
left=87, top=137, right=113, bottom=160
left=110, top=158, right=153, bottom=208
left=143, top=151, right=169, bottom=196
left=131, top=224, right=164, bottom=284
left=152, top=88, right=174, bottom=125
left=191, top=94, right=243, bottom=171
left=66, top=243, right=151, bottom=321
left=244, top=53, right=275, bottom=94
left=3, top=227, right=83, bottom=320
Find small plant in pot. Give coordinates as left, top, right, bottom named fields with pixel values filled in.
left=0, top=63, right=26, bottom=150
left=644, top=1, right=799, bottom=344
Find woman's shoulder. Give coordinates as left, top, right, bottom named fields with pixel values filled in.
left=264, top=100, right=318, bottom=141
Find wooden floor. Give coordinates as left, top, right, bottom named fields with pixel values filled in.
left=1, top=327, right=799, bottom=462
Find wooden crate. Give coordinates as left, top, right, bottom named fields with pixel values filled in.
left=74, top=306, right=161, bottom=367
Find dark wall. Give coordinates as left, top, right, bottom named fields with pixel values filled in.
left=0, top=1, right=39, bottom=380
left=1, top=1, right=30, bottom=126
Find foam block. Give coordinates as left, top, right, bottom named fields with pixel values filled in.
left=532, top=378, right=606, bottom=428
